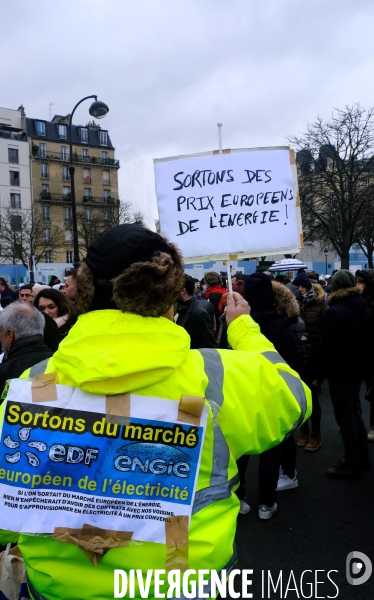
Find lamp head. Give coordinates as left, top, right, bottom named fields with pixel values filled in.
left=89, top=100, right=109, bottom=119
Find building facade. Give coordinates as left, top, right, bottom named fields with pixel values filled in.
left=26, top=114, right=120, bottom=263
left=0, top=106, right=31, bottom=241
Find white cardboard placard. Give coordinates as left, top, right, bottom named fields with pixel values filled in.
left=154, top=147, right=303, bottom=262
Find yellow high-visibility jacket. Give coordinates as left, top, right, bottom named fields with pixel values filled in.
left=0, top=310, right=311, bottom=600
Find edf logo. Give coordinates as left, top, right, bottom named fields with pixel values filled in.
left=346, top=551, right=372, bottom=586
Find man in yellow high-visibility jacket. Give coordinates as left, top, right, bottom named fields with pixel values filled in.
left=0, top=224, right=311, bottom=600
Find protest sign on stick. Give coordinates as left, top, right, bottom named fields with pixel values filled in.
left=154, top=147, right=303, bottom=264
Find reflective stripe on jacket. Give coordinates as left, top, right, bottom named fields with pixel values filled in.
left=0, top=311, right=311, bottom=600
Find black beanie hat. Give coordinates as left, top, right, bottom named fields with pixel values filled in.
left=331, top=269, right=355, bottom=292
left=85, top=224, right=173, bottom=281
left=84, top=224, right=174, bottom=311
left=355, top=270, right=374, bottom=287
left=244, top=272, right=275, bottom=312
left=293, top=271, right=312, bottom=291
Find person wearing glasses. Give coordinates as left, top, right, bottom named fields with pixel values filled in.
left=19, top=285, right=34, bottom=304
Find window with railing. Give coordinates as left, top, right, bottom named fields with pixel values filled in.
left=102, top=151, right=108, bottom=163
left=60, top=146, right=68, bottom=161
left=85, top=209, right=92, bottom=222
left=41, top=184, right=50, bottom=200
left=64, top=207, right=71, bottom=222
left=45, top=250, right=53, bottom=263
left=40, top=164, right=49, bottom=179
left=99, top=131, right=107, bottom=146
left=44, top=228, right=51, bottom=242
left=62, top=186, right=71, bottom=201
left=84, top=188, right=91, bottom=200
left=62, top=166, right=70, bottom=181
left=8, top=148, right=19, bottom=164
left=58, top=124, right=67, bottom=139
left=10, top=193, right=21, bottom=209
left=102, top=170, right=110, bottom=185
left=36, top=121, right=46, bottom=136
left=103, top=189, right=110, bottom=200
left=66, top=251, right=73, bottom=263
left=39, top=143, right=47, bottom=157
left=9, top=171, right=20, bottom=186
left=82, top=149, right=89, bottom=161
left=84, top=168, right=91, bottom=183
left=43, top=206, right=50, bottom=221
left=80, top=128, right=88, bottom=143
left=65, top=229, right=72, bottom=242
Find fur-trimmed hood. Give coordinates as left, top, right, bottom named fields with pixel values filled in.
left=312, top=283, right=326, bottom=303
left=272, top=281, right=300, bottom=319
left=327, top=286, right=362, bottom=306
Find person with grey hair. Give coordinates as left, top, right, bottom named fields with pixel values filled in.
left=0, top=302, right=53, bottom=397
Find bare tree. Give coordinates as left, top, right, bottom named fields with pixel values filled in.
left=131, top=210, right=145, bottom=226
left=77, top=200, right=145, bottom=256
left=353, top=196, right=374, bottom=268
left=289, top=104, right=374, bottom=269
left=0, top=206, right=63, bottom=267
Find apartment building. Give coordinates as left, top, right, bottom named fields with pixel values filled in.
left=0, top=105, right=31, bottom=222
left=26, top=114, right=120, bottom=263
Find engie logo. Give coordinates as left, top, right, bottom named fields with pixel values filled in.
left=346, top=552, right=372, bottom=586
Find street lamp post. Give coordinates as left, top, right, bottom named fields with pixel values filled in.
left=68, top=96, right=109, bottom=268
left=324, top=248, right=328, bottom=275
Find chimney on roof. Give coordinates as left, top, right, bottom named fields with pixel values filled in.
left=17, top=105, right=25, bottom=116
left=86, top=120, right=101, bottom=129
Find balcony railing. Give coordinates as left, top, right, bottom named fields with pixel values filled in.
left=38, top=192, right=119, bottom=206
left=82, top=196, right=119, bottom=206
left=39, top=192, right=72, bottom=203
left=32, top=148, right=119, bottom=167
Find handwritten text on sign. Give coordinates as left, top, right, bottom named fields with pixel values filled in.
left=154, top=148, right=300, bottom=258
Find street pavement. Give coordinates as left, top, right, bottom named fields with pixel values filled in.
left=234, top=384, right=374, bottom=599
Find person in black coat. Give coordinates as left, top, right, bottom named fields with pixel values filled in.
left=176, top=275, right=216, bottom=349
left=237, top=272, right=305, bottom=519
left=245, top=272, right=304, bottom=375
left=0, top=303, right=53, bottom=398
left=0, top=277, right=18, bottom=308
left=355, top=269, right=374, bottom=440
left=315, top=270, right=372, bottom=478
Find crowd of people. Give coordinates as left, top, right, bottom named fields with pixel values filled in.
left=175, top=265, right=374, bottom=516
left=0, top=225, right=312, bottom=600
left=0, top=226, right=370, bottom=599
left=0, top=272, right=77, bottom=395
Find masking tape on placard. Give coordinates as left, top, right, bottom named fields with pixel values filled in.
left=31, top=373, right=58, bottom=403
left=213, top=148, right=231, bottom=154
left=53, top=524, right=133, bottom=566
left=105, top=393, right=130, bottom=424
left=177, top=395, right=205, bottom=426
left=296, top=192, right=300, bottom=207
left=165, top=516, right=189, bottom=572
left=229, top=254, right=237, bottom=260
left=289, top=149, right=296, bottom=164
left=300, top=234, right=304, bottom=249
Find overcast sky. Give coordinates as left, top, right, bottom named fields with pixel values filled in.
left=2, top=0, right=374, bottom=229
